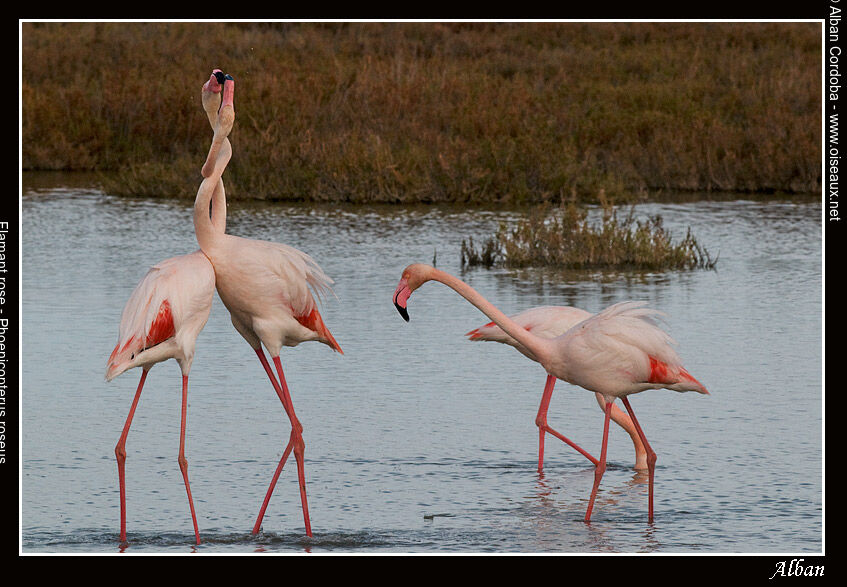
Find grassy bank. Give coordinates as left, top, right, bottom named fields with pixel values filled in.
left=22, top=22, right=820, bottom=204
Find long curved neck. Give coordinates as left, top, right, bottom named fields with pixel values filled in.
left=428, top=268, right=553, bottom=365
left=193, top=177, right=218, bottom=251
left=196, top=83, right=234, bottom=251
left=194, top=139, right=231, bottom=252
left=194, top=119, right=232, bottom=253
left=209, top=177, right=227, bottom=233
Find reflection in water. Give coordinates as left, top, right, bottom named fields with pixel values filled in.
left=20, top=186, right=821, bottom=553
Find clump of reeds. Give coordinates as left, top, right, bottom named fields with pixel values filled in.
left=460, top=236, right=501, bottom=268
left=461, top=202, right=717, bottom=271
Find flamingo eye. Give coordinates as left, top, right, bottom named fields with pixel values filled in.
left=130, top=353, right=135, bottom=360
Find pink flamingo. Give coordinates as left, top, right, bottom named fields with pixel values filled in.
left=466, top=306, right=648, bottom=472
left=393, top=264, right=708, bottom=522
left=105, top=70, right=233, bottom=546
left=193, top=73, right=342, bottom=538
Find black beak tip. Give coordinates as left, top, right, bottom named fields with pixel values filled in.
left=213, top=71, right=226, bottom=85
left=395, top=302, right=410, bottom=322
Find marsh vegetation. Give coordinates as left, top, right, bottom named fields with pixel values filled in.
left=22, top=22, right=820, bottom=204
left=461, top=200, right=718, bottom=270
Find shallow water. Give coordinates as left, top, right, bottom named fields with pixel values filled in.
left=20, top=181, right=822, bottom=553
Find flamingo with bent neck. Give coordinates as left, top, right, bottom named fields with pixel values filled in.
left=194, top=72, right=342, bottom=538
left=393, top=264, right=708, bottom=522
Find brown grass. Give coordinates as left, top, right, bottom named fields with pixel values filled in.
left=22, top=22, right=821, bottom=203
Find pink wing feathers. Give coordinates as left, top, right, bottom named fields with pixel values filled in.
left=107, top=262, right=177, bottom=380
left=562, top=301, right=708, bottom=394
left=106, top=253, right=214, bottom=380
left=266, top=240, right=343, bottom=353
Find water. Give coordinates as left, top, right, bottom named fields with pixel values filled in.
left=20, top=179, right=822, bottom=553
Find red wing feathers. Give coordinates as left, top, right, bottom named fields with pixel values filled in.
left=295, top=307, right=343, bottom=354
left=145, top=300, right=176, bottom=349
left=647, top=355, right=706, bottom=391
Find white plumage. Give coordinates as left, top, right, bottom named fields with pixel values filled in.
left=551, top=301, right=705, bottom=398
left=467, top=304, right=653, bottom=470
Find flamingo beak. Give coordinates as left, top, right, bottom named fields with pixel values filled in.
left=393, top=278, right=412, bottom=322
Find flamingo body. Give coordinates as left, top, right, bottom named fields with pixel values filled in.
left=106, top=250, right=215, bottom=381
left=468, top=302, right=706, bottom=399
left=106, top=249, right=214, bottom=546
left=466, top=305, right=592, bottom=361
left=546, top=301, right=707, bottom=398
left=206, top=233, right=342, bottom=356
left=466, top=304, right=652, bottom=470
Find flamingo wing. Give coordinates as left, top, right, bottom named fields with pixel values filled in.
left=560, top=301, right=706, bottom=394
left=106, top=252, right=215, bottom=379
left=264, top=240, right=342, bottom=353
left=107, top=263, right=176, bottom=378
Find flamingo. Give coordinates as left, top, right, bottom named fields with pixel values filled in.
left=193, top=73, right=342, bottom=538
left=393, top=264, right=708, bottom=522
left=105, top=70, right=233, bottom=547
left=465, top=305, right=648, bottom=472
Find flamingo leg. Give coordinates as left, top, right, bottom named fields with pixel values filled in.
left=535, top=375, right=599, bottom=471
left=115, top=368, right=148, bottom=544
left=177, top=374, right=201, bottom=545
left=252, top=431, right=296, bottom=535
left=584, top=400, right=614, bottom=523
left=273, top=356, right=312, bottom=537
left=250, top=349, right=312, bottom=537
left=254, top=348, right=301, bottom=432
left=621, top=397, right=658, bottom=522
left=595, top=393, right=648, bottom=470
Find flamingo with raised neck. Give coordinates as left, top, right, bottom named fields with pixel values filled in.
left=193, top=72, right=342, bottom=538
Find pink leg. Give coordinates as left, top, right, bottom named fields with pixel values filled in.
left=252, top=433, right=295, bottom=534
left=254, top=348, right=301, bottom=433
left=621, top=397, right=658, bottom=522
left=535, top=375, right=599, bottom=471
left=177, top=375, right=201, bottom=545
left=273, top=356, right=312, bottom=537
left=584, top=400, right=614, bottom=523
left=250, top=349, right=312, bottom=536
left=115, top=369, right=148, bottom=544
left=596, top=393, right=648, bottom=470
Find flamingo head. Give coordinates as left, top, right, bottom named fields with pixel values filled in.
left=201, top=69, right=226, bottom=121
left=203, top=69, right=226, bottom=94
left=393, top=263, right=434, bottom=322
left=105, top=338, right=140, bottom=382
